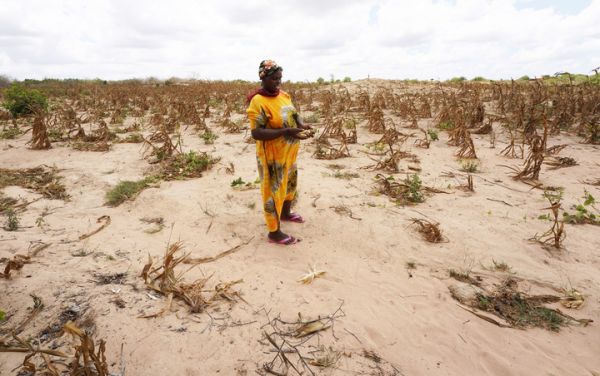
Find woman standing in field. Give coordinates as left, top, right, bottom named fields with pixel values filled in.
left=247, top=60, right=312, bottom=245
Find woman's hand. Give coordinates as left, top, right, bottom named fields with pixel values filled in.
left=284, top=127, right=304, bottom=139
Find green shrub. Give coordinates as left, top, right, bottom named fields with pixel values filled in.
left=201, top=129, right=218, bottom=144
left=460, top=159, right=479, bottom=173
left=2, top=84, right=48, bottom=117
left=438, top=121, right=454, bottom=130
left=4, top=208, right=19, bottom=231
left=406, top=174, right=424, bottom=203
left=472, top=76, right=487, bottom=82
left=165, top=151, right=218, bottom=179
left=105, top=176, right=159, bottom=206
left=427, top=128, right=439, bottom=141
left=518, top=75, right=530, bottom=81
left=316, top=77, right=325, bottom=85
left=449, top=76, right=467, bottom=83
left=563, top=191, right=599, bottom=225
left=343, top=77, right=352, bottom=82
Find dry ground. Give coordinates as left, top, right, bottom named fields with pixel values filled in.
left=1, top=80, right=600, bottom=376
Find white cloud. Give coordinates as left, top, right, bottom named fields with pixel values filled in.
left=0, top=0, right=598, bottom=81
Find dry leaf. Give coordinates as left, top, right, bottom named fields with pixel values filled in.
left=297, top=265, right=326, bottom=284
left=560, top=290, right=585, bottom=309
left=294, top=320, right=330, bottom=338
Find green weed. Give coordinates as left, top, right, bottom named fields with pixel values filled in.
left=460, top=159, right=479, bottom=173
left=4, top=208, right=19, bottom=231
left=202, top=129, right=218, bottom=144
left=427, top=128, right=439, bottom=141
left=406, top=174, right=424, bottom=203
left=105, top=176, right=159, bottom=206
left=563, top=191, right=599, bottom=225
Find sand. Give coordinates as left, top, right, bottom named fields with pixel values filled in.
left=1, top=80, right=600, bottom=376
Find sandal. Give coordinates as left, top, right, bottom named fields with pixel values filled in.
left=281, top=213, right=305, bottom=223
left=268, top=235, right=300, bottom=245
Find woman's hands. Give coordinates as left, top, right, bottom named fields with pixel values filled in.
left=284, top=128, right=304, bottom=139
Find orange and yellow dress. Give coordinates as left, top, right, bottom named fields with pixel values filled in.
left=247, top=91, right=300, bottom=232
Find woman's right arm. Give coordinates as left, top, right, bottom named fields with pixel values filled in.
left=251, top=127, right=302, bottom=141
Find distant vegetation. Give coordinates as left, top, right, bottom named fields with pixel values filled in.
left=1, top=83, right=48, bottom=117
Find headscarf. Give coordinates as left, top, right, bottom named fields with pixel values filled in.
left=258, top=59, right=282, bottom=79
left=247, top=59, right=283, bottom=103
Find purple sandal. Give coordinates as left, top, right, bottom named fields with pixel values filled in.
left=281, top=213, right=305, bottom=223
left=268, top=235, right=300, bottom=245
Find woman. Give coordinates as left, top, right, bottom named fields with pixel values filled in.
left=247, top=60, right=311, bottom=245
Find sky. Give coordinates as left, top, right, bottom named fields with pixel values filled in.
left=0, top=0, right=599, bottom=82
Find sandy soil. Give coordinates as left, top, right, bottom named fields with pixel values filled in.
left=1, top=80, right=600, bottom=376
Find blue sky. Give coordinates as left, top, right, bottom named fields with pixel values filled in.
left=515, top=0, right=591, bottom=14
left=0, top=0, right=599, bottom=81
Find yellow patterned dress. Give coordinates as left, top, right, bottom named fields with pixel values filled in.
left=247, top=91, right=300, bottom=232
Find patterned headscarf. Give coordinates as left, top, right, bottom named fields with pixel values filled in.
left=259, top=59, right=282, bottom=79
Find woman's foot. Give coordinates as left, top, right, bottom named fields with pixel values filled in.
left=281, top=212, right=305, bottom=223
left=268, top=230, right=300, bottom=245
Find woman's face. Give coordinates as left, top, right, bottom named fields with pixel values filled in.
left=262, top=70, right=282, bottom=93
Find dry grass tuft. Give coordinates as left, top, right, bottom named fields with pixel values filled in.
left=410, top=218, right=446, bottom=243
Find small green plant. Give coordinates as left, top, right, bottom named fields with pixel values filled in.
left=366, top=141, right=385, bottom=152
left=0, top=126, right=21, bottom=139
left=316, top=77, right=325, bottom=85
left=344, top=118, right=357, bottom=129
left=105, top=176, right=159, bottom=206
left=343, top=76, right=352, bottom=82
left=119, top=133, right=144, bottom=143
left=2, top=84, right=48, bottom=117
left=460, top=159, right=479, bottom=173
left=202, top=129, right=218, bottom=144
left=472, top=76, right=487, bottom=82
left=172, top=151, right=215, bottom=177
left=231, top=177, right=256, bottom=189
left=406, top=174, right=424, bottom=203
left=477, top=294, right=492, bottom=310
left=4, top=208, right=19, bottom=231
left=563, top=191, right=599, bottom=225
left=427, top=128, right=439, bottom=141
left=231, top=177, right=246, bottom=187
left=438, top=121, right=453, bottom=130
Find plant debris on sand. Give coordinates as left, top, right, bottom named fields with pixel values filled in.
left=451, top=278, right=592, bottom=331
left=141, top=241, right=244, bottom=316
left=1, top=254, right=31, bottom=279
left=410, top=218, right=446, bottom=243
left=0, top=166, right=69, bottom=200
